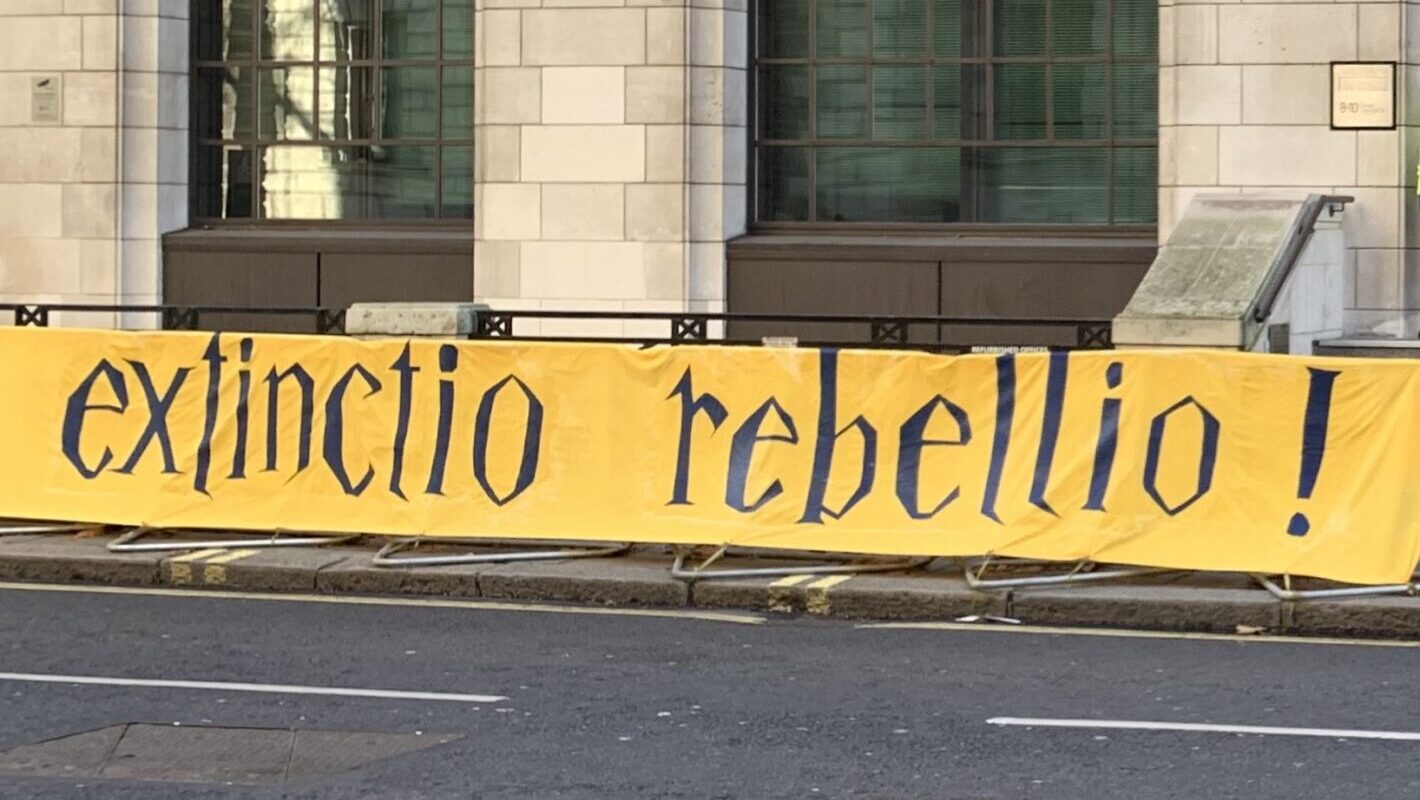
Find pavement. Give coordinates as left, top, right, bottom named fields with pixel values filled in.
left=0, top=582, right=1418, bottom=798
left=0, top=530, right=1416, bottom=639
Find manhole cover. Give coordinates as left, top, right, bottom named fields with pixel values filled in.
left=0, top=724, right=461, bottom=785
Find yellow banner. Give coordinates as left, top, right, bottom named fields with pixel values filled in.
left=0, top=327, right=1416, bottom=585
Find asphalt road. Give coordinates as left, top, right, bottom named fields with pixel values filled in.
left=0, top=584, right=1416, bottom=799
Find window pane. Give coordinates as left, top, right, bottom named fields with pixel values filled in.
left=195, top=67, right=253, bottom=140
left=993, top=0, right=1044, bottom=55
left=1114, top=64, right=1157, bottom=138
left=760, top=66, right=810, bottom=140
left=383, top=0, right=438, bottom=59
left=259, top=0, right=315, bottom=60
left=817, top=148, right=961, bottom=222
left=197, top=0, right=255, bottom=60
left=993, top=64, right=1045, bottom=139
left=816, top=65, right=868, bottom=138
left=319, top=66, right=374, bottom=140
left=1113, top=147, right=1156, bottom=223
left=875, top=0, right=926, bottom=57
left=816, top=0, right=868, bottom=57
left=758, top=146, right=810, bottom=221
left=258, top=67, right=316, bottom=141
left=443, top=0, right=475, bottom=59
left=370, top=146, right=437, bottom=218
left=977, top=147, right=1108, bottom=223
left=1053, top=64, right=1106, bottom=139
left=320, top=0, right=376, bottom=61
left=873, top=65, right=926, bottom=139
left=1115, top=0, right=1158, bottom=56
left=932, top=0, right=961, bottom=57
left=442, top=66, right=473, bottom=138
left=1052, top=0, right=1107, bottom=55
left=442, top=145, right=473, bottom=218
left=931, top=64, right=962, bottom=139
left=194, top=145, right=256, bottom=219
left=381, top=66, right=437, bottom=139
left=760, top=0, right=809, bottom=58
left=262, top=145, right=364, bottom=219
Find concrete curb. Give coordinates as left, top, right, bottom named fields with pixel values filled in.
left=2, top=533, right=1419, bottom=639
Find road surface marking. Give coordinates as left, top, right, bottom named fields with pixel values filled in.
left=770, top=575, right=814, bottom=587
left=805, top=575, right=853, bottom=615
left=0, top=671, right=505, bottom=704
left=0, top=582, right=765, bottom=625
left=201, top=548, right=261, bottom=585
left=205, top=548, right=260, bottom=565
left=168, top=548, right=230, bottom=585
left=987, top=717, right=1420, bottom=741
left=168, top=548, right=228, bottom=563
left=859, top=621, right=1420, bottom=648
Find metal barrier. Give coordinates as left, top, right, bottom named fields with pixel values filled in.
left=373, top=537, right=630, bottom=567
left=107, top=527, right=359, bottom=553
left=963, top=556, right=1169, bottom=590
left=1250, top=573, right=1416, bottom=601
left=0, top=519, right=103, bottom=536
left=671, top=545, right=929, bottom=581
left=0, top=303, right=1112, bottom=354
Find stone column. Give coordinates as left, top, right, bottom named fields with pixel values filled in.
left=1160, top=0, right=1417, bottom=336
left=472, top=0, right=748, bottom=337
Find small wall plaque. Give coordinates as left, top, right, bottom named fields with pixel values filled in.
left=30, top=75, right=61, bottom=125
left=1331, top=62, right=1396, bottom=130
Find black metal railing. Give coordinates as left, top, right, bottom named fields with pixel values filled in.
left=1, top=303, right=1112, bottom=352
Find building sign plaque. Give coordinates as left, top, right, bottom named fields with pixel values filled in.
left=30, top=75, right=61, bottom=125
left=1331, top=62, right=1396, bottom=130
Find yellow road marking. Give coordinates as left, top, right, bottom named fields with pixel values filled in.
left=201, top=549, right=261, bottom=585
left=169, top=548, right=227, bottom=563
left=858, top=621, right=1420, bottom=648
left=805, top=575, right=853, bottom=615
left=0, top=582, right=766, bottom=625
left=770, top=575, right=813, bottom=588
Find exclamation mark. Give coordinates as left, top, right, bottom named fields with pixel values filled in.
left=1287, top=367, right=1340, bottom=537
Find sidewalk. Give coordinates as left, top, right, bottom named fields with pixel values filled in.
left=0, top=532, right=1416, bottom=639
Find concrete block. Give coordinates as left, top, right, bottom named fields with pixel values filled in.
left=1218, top=5, right=1357, bottom=64
left=625, top=183, right=684, bottom=241
left=0, top=534, right=161, bottom=585
left=479, top=556, right=688, bottom=606
left=160, top=546, right=351, bottom=592
left=1241, top=65, right=1328, bottom=126
left=478, top=182, right=542, bottom=240
left=315, top=553, right=487, bottom=598
left=480, top=9, right=521, bottom=66
left=541, top=67, right=625, bottom=124
left=1289, top=596, right=1420, bottom=638
left=521, top=125, right=646, bottom=182
left=344, top=303, right=486, bottom=336
left=625, top=66, right=685, bottom=124
left=1010, top=584, right=1282, bottom=633
left=646, top=7, right=686, bottom=64
left=480, top=68, right=542, bottom=124
left=1218, top=127, right=1356, bottom=186
left=522, top=8, right=647, bottom=65
left=1176, top=65, right=1241, bottom=125
left=541, top=183, right=625, bottom=240
left=645, top=124, right=687, bottom=182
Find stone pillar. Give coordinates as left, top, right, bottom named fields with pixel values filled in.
left=473, top=0, right=747, bottom=337
left=1160, top=0, right=1416, bottom=336
left=0, top=0, right=186, bottom=328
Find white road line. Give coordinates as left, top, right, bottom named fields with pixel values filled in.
left=0, top=671, right=506, bottom=704
left=860, top=621, right=1420, bottom=648
left=987, top=717, right=1420, bottom=741
left=0, top=582, right=765, bottom=625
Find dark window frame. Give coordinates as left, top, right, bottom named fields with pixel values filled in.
left=189, top=0, right=474, bottom=226
left=750, top=0, right=1159, bottom=231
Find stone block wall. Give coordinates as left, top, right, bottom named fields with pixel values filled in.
left=0, top=0, right=187, bottom=327
left=472, top=0, right=747, bottom=337
left=1160, top=0, right=1417, bottom=336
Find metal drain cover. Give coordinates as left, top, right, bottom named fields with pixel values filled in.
left=0, top=724, right=461, bottom=785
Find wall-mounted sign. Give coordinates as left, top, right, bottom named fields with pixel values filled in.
left=30, top=75, right=61, bottom=125
left=1331, top=62, right=1395, bottom=130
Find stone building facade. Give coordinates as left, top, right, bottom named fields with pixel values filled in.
left=0, top=0, right=1416, bottom=340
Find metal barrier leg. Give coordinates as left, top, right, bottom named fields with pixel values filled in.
left=670, top=545, right=929, bottom=581
left=963, top=556, right=1169, bottom=590
left=372, top=537, right=631, bottom=567
left=0, top=519, right=104, bottom=536
left=107, top=526, right=359, bottom=553
left=1250, top=573, right=1414, bottom=601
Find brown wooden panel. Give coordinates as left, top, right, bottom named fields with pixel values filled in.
left=163, top=250, right=319, bottom=333
left=725, top=258, right=938, bottom=345
left=318, top=253, right=474, bottom=308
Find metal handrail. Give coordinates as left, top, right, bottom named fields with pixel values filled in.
left=1249, top=194, right=1353, bottom=325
